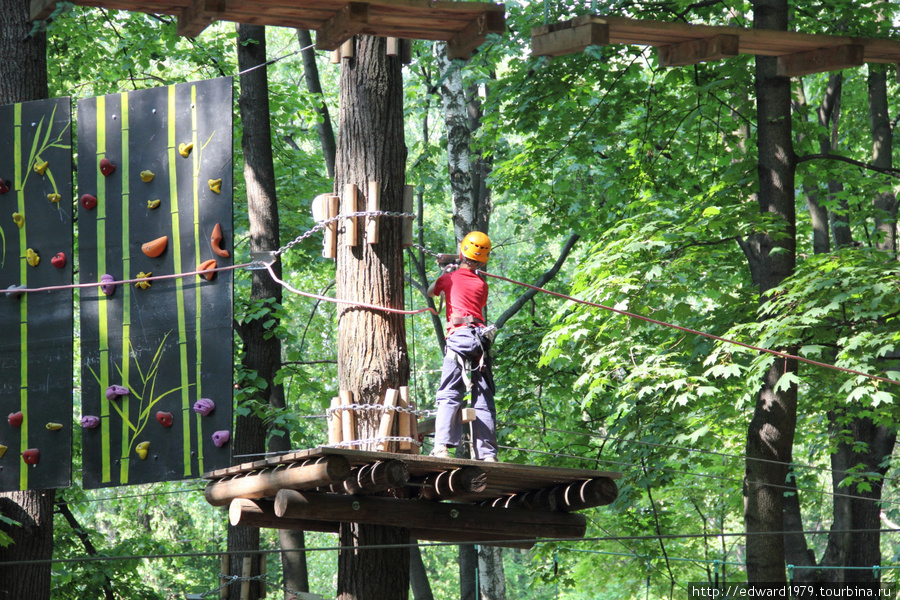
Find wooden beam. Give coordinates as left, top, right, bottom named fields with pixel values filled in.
left=531, top=16, right=609, bottom=58
left=230, top=498, right=340, bottom=532
left=421, top=466, right=487, bottom=501
left=340, top=459, right=410, bottom=495
left=275, top=489, right=587, bottom=539
left=777, top=44, right=864, bottom=77
left=447, top=10, right=506, bottom=59
left=315, top=2, right=369, bottom=52
left=204, top=456, right=351, bottom=506
left=29, top=0, right=55, bottom=21
left=177, top=0, right=225, bottom=37
left=553, top=477, right=618, bottom=511
left=657, top=33, right=739, bottom=67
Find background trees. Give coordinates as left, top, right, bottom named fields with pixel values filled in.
left=0, top=1, right=898, bottom=598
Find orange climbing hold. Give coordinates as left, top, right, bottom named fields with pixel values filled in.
left=141, top=236, right=168, bottom=258
left=210, top=223, right=229, bottom=258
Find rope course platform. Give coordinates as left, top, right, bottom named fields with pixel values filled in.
left=31, top=0, right=506, bottom=58
left=203, top=446, right=620, bottom=548
left=532, top=14, right=900, bottom=77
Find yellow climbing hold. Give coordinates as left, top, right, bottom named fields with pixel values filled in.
left=48, top=193, right=61, bottom=203
left=147, top=199, right=161, bottom=209
left=12, top=212, right=24, bottom=228
left=136, top=441, right=150, bottom=460
left=140, top=170, right=155, bottom=182
left=46, top=422, right=63, bottom=431
left=178, top=142, right=194, bottom=158
left=208, top=178, right=222, bottom=194
left=33, top=159, right=48, bottom=175
left=0, top=444, right=6, bottom=459
left=135, top=272, right=152, bottom=289
left=26, top=248, right=40, bottom=267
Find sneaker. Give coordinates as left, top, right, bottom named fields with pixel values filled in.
left=431, top=445, right=450, bottom=459
left=482, top=456, right=498, bottom=463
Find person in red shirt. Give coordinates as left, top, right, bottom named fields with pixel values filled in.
left=427, top=231, right=498, bottom=461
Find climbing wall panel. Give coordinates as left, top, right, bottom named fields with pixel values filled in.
left=0, top=98, right=74, bottom=492
left=77, top=77, right=234, bottom=489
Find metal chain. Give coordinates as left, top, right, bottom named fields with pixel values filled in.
left=276, top=210, right=416, bottom=256
left=203, top=573, right=269, bottom=598
left=411, top=242, right=443, bottom=260
left=326, top=403, right=435, bottom=419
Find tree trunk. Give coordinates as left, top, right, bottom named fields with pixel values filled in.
left=478, top=546, right=506, bottom=600
left=868, top=66, right=897, bottom=255
left=296, top=29, right=336, bottom=179
left=410, top=542, right=435, bottom=600
left=743, top=0, right=797, bottom=585
left=229, top=23, right=286, bottom=600
left=334, top=35, right=410, bottom=600
left=0, top=3, right=54, bottom=599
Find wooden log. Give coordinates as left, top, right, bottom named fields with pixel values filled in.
left=422, top=466, right=487, bottom=501
left=274, top=490, right=587, bottom=540
left=553, top=477, right=618, bottom=511
left=229, top=498, right=339, bottom=533
left=339, top=389, right=356, bottom=443
left=401, top=185, right=414, bottom=247
left=386, top=37, right=400, bottom=56
left=375, top=388, right=399, bottom=452
left=343, top=459, right=410, bottom=495
left=397, top=386, right=411, bottom=451
left=366, top=180, right=380, bottom=244
left=322, top=194, right=339, bottom=258
left=311, top=193, right=328, bottom=222
left=417, top=416, right=435, bottom=436
left=330, top=49, right=341, bottom=63
left=342, top=183, right=358, bottom=246
left=327, top=397, right=343, bottom=446
left=204, top=456, right=351, bottom=506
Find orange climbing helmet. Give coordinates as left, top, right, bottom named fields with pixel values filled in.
left=460, top=231, right=491, bottom=263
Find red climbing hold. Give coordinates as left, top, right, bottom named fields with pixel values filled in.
left=51, top=252, right=66, bottom=268
left=156, top=411, right=174, bottom=428
left=8, top=411, right=23, bottom=427
left=99, top=158, right=116, bottom=177
left=22, top=449, right=40, bottom=465
left=0, top=179, right=9, bottom=194
left=81, top=194, right=98, bottom=211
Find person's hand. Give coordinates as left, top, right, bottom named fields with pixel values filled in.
left=441, top=263, right=459, bottom=274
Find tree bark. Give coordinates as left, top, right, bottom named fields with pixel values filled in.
left=743, top=0, right=797, bottom=585
left=230, top=23, right=286, bottom=600
left=334, top=35, right=410, bottom=600
left=296, top=29, right=336, bottom=179
left=410, top=542, right=435, bottom=600
left=868, top=66, right=897, bottom=255
left=0, top=3, right=53, bottom=599
left=478, top=546, right=507, bottom=600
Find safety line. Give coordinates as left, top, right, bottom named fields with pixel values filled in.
left=479, top=270, right=900, bottom=388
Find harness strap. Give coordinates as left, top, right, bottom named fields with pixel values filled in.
left=449, top=315, right=484, bottom=326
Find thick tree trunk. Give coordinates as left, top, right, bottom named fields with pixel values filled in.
left=0, top=3, right=54, bottom=599
left=229, top=23, right=288, bottom=600
left=296, top=29, right=337, bottom=179
left=478, top=546, right=506, bottom=600
left=334, top=35, right=410, bottom=600
left=743, top=0, right=797, bottom=585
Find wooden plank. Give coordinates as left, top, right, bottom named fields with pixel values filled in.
left=29, top=0, right=56, bottom=20
left=531, top=19, right=609, bottom=57
left=328, top=397, right=343, bottom=446
left=447, top=10, right=506, bottom=59
left=397, top=386, right=411, bottom=450
left=657, top=33, right=739, bottom=67
left=176, top=0, right=225, bottom=37
left=315, top=2, right=369, bottom=51
left=275, top=489, right=587, bottom=539
left=204, top=456, right=351, bottom=506
left=322, top=194, right=339, bottom=258
left=777, top=43, right=865, bottom=77
left=339, top=390, right=356, bottom=442
left=366, top=181, right=380, bottom=244
left=342, top=183, right=358, bottom=246
left=375, top=388, right=398, bottom=451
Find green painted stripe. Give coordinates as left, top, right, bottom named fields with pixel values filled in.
left=14, top=103, right=28, bottom=491
left=191, top=85, right=204, bottom=472
left=168, top=86, right=192, bottom=477
left=119, top=93, right=131, bottom=484
left=96, top=96, right=112, bottom=483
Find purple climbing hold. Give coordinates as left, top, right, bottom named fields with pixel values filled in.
left=105, top=385, right=130, bottom=401
left=100, top=274, right=116, bottom=296
left=212, top=430, right=230, bottom=448
left=193, top=398, right=215, bottom=416
left=81, top=415, right=101, bottom=429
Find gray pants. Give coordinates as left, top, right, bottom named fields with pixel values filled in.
left=434, top=328, right=497, bottom=460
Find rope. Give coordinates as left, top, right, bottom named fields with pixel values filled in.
left=478, top=270, right=900, bottom=388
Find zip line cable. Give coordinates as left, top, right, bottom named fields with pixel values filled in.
left=477, top=270, right=900, bottom=388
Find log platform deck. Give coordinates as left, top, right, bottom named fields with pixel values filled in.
left=532, top=14, right=900, bottom=77
left=31, top=0, right=506, bottom=58
left=203, top=446, right=620, bottom=548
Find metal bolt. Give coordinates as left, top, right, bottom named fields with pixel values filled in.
left=352, top=501, right=361, bottom=511
left=449, top=509, right=459, bottom=519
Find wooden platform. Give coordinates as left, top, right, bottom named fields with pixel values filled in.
left=203, top=446, right=620, bottom=548
left=532, top=14, right=900, bottom=76
left=31, top=0, right=505, bottom=58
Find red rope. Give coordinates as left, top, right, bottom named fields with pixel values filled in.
left=478, top=270, right=900, bottom=388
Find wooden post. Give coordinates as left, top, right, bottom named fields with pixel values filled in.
left=375, top=388, right=398, bottom=452
left=258, top=554, right=266, bottom=599
left=342, top=183, right=358, bottom=246
left=330, top=49, right=341, bottom=63
left=311, top=193, right=327, bottom=222
left=204, top=456, right=351, bottom=506
left=402, top=184, right=414, bottom=247
left=366, top=180, right=380, bottom=244
left=240, top=556, right=252, bottom=600
left=386, top=37, right=400, bottom=56
left=397, top=386, right=411, bottom=451
left=323, top=194, right=339, bottom=258
left=341, top=37, right=355, bottom=59
left=220, top=554, right=229, bottom=599
left=339, top=389, right=356, bottom=444
left=328, top=397, right=343, bottom=445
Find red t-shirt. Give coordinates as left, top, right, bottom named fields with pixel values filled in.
left=433, top=268, right=488, bottom=332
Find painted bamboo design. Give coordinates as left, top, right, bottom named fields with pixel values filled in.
left=95, top=95, right=114, bottom=484
left=119, top=93, right=132, bottom=483
left=190, top=84, right=205, bottom=473
left=13, top=103, right=29, bottom=491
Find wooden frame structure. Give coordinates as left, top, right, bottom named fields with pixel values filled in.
left=204, top=446, right=620, bottom=548
left=31, top=0, right=505, bottom=59
left=532, top=14, right=900, bottom=77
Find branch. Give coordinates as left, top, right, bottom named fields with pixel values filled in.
left=56, top=499, right=115, bottom=600
left=795, top=153, right=900, bottom=178
left=494, top=233, right=580, bottom=330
